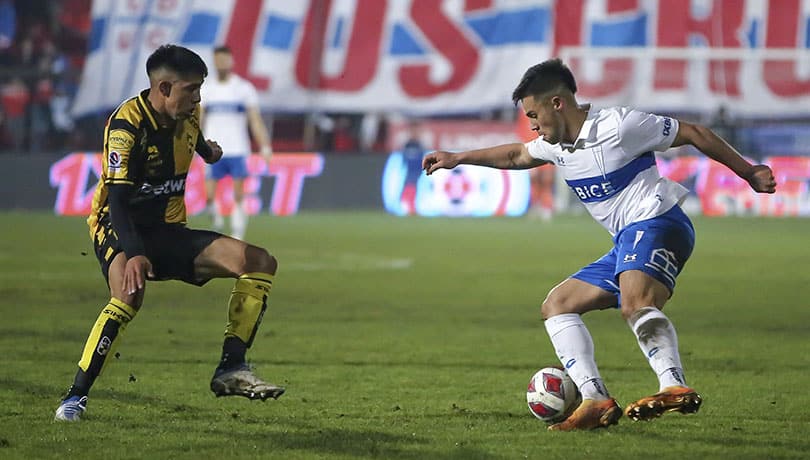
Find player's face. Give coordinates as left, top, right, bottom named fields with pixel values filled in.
left=521, top=95, right=564, bottom=144
left=165, top=76, right=203, bottom=120
left=214, top=52, right=233, bottom=77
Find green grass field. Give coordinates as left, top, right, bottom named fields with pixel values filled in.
left=1, top=211, right=809, bottom=459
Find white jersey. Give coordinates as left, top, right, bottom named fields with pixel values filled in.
left=200, top=74, right=259, bottom=157
left=525, top=106, right=688, bottom=236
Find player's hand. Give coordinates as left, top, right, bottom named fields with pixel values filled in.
left=744, top=164, right=777, bottom=194
left=205, top=139, right=223, bottom=164
left=123, top=255, right=154, bottom=295
left=422, top=151, right=459, bottom=176
left=260, top=145, right=273, bottom=163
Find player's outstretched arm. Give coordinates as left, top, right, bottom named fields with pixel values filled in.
left=422, top=143, right=546, bottom=175
left=672, top=121, right=776, bottom=193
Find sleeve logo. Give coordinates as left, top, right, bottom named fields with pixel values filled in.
left=107, top=129, right=135, bottom=150
left=108, top=151, right=122, bottom=170
left=662, top=117, right=672, bottom=136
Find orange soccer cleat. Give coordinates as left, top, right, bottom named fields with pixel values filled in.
left=547, top=398, right=622, bottom=431
left=624, top=386, right=702, bottom=421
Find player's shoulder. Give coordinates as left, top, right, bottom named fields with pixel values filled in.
left=602, top=106, right=661, bottom=134
left=107, top=93, right=150, bottom=136
left=595, top=106, right=636, bottom=124
left=230, top=74, right=252, bottom=87
left=111, top=95, right=144, bottom=124
left=231, top=74, right=260, bottom=96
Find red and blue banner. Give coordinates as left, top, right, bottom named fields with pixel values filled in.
left=74, top=0, right=810, bottom=117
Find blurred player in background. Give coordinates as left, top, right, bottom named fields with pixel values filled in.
left=55, top=45, right=285, bottom=422
left=423, top=59, right=776, bottom=431
left=399, top=120, right=426, bottom=215
left=200, top=45, right=272, bottom=240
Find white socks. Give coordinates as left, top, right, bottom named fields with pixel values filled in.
left=544, top=313, right=610, bottom=401
left=230, top=201, right=247, bottom=240
left=629, top=307, right=687, bottom=391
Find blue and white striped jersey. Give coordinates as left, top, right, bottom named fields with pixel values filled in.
left=525, top=106, right=688, bottom=235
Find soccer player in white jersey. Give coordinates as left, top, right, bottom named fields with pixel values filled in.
left=200, top=46, right=272, bottom=240
left=423, top=59, right=776, bottom=431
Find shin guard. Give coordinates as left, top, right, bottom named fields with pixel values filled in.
left=225, top=273, right=273, bottom=347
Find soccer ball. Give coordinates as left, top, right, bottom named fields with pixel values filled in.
left=526, top=367, right=581, bottom=423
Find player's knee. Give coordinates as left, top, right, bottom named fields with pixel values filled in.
left=243, top=246, right=277, bottom=275
left=541, top=290, right=567, bottom=320
left=108, top=288, right=144, bottom=311
left=620, top=303, right=658, bottom=322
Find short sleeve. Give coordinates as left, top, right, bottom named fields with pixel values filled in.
left=617, top=109, right=678, bottom=155
left=104, top=118, right=139, bottom=184
left=243, top=80, right=259, bottom=109
left=524, top=137, right=555, bottom=162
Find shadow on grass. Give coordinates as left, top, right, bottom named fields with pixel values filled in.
left=193, top=425, right=498, bottom=460
left=0, top=375, right=173, bottom=408
left=617, top=418, right=810, bottom=458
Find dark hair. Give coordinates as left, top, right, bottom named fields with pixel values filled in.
left=511, top=58, right=577, bottom=105
left=146, top=44, right=208, bottom=79
left=213, top=45, right=232, bottom=55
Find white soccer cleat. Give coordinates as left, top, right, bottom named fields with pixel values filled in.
left=54, top=396, right=87, bottom=422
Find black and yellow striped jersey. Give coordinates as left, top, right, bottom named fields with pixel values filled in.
left=87, top=89, right=207, bottom=237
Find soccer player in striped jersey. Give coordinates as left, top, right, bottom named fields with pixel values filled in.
left=55, top=45, right=285, bottom=422
left=422, top=59, right=776, bottom=431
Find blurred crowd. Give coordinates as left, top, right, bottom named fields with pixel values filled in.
left=0, top=0, right=513, bottom=155
left=0, top=0, right=89, bottom=153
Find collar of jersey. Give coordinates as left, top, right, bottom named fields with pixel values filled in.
left=560, top=104, right=597, bottom=152
left=138, top=89, right=160, bottom=131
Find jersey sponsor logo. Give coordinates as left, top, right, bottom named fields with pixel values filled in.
left=108, top=151, right=122, bottom=171
left=108, top=129, right=134, bottom=150
left=137, top=178, right=187, bottom=197
left=571, top=181, right=615, bottom=201
left=565, top=152, right=656, bottom=203
left=662, top=117, right=672, bottom=136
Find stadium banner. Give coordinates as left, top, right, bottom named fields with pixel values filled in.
left=0, top=152, right=807, bottom=217
left=43, top=152, right=387, bottom=216
left=73, top=0, right=810, bottom=117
